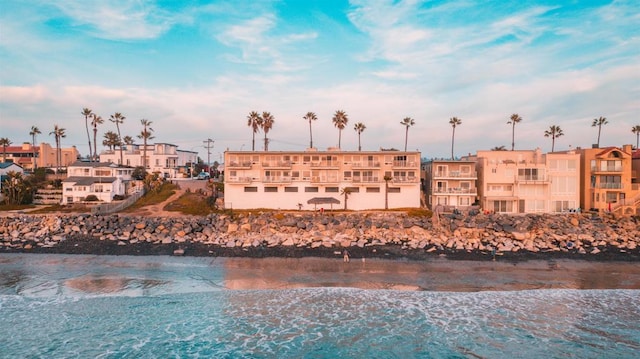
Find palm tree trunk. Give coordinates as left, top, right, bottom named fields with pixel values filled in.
left=511, top=123, right=515, bottom=151
left=338, top=130, right=342, bottom=149
left=358, top=134, right=361, bottom=151
left=251, top=133, right=255, bottom=151
left=85, top=117, right=92, bottom=161
left=309, top=121, right=313, bottom=148
left=385, top=181, right=389, bottom=210
left=597, top=125, right=602, bottom=147
left=451, top=127, right=456, bottom=160
left=551, top=137, right=555, bottom=152
left=404, top=127, right=409, bottom=151
left=93, top=128, right=98, bottom=162
left=32, top=137, right=37, bottom=169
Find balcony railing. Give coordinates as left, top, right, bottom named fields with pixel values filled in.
left=263, top=176, right=292, bottom=183
left=310, top=161, right=340, bottom=168
left=311, top=176, right=340, bottom=183
left=433, top=188, right=477, bottom=194
left=591, top=166, right=623, bottom=172
left=434, top=171, right=476, bottom=178
left=226, top=176, right=252, bottom=183
left=392, top=176, right=419, bottom=184
left=517, top=175, right=549, bottom=182
left=595, top=183, right=623, bottom=189
left=351, top=161, right=381, bottom=168
left=262, top=161, right=292, bottom=168
left=227, top=161, right=252, bottom=169
left=352, top=176, right=379, bottom=183
left=392, top=161, right=418, bottom=168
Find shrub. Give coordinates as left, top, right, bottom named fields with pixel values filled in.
left=85, top=194, right=99, bottom=202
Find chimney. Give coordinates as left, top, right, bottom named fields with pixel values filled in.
left=623, top=144, right=632, bottom=153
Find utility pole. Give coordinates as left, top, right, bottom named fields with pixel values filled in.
left=203, top=138, right=214, bottom=168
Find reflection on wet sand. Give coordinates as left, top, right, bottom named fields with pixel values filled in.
left=65, top=276, right=167, bottom=294
left=222, top=257, right=640, bottom=291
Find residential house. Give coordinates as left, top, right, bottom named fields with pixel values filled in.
left=577, top=144, right=639, bottom=215
left=423, top=159, right=478, bottom=210
left=475, top=148, right=581, bottom=213
left=0, top=162, right=24, bottom=195
left=224, top=149, right=421, bottom=210
left=1, top=143, right=79, bottom=171
left=99, top=143, right=197, bottom=178
left=61, top=162, right=135, bottom=204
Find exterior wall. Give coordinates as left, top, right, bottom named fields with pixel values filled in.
left=578, top=145, right=639, bottom=214
left=224, top=150, right=421, bottom=210
left=424, top=160, right=478, bottom=209
left=476, top=149, right=580, bottom=213
left=62, top=180, right=121, bottom=204
left=99, top=143, right=197, bottom=178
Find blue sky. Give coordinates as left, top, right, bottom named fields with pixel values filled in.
left=1, top=0, right=639, bottom=162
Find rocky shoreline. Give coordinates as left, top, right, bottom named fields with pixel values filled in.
left=1, top=211, right=638, bottom=261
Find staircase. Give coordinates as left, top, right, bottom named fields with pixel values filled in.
left=612, top=191, right=640, bottom=215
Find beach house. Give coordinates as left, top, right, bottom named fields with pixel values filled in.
left=61, top=162, right=135, bottom=204
left=423, top=159, right=478, bottom=210
left=1, top=143, right=79, bottom=171
left=99, top=143, right=198, bottom=179
left=223, top=149, right=421, bottom=210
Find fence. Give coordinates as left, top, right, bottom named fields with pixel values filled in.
left=91, top=189, right=145, bottom=215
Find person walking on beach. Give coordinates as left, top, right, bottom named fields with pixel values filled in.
left=343, top=249, right=350, bottom=263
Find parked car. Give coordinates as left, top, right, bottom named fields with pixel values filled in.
left=197, top=172, right=210, bottom=180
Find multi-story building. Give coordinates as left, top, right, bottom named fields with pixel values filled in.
left=1, top=143, right=80, bottom=171
left=475, top=148, right=581, bottom=213
left=423, top=159, right=478, bottom=210
left=224, top=149, right=421, bottom=210
left=61, top=162, right=136, bottom=204
left=99, top=143, right=197, bottom=178
left=577, top=144, right=639, bottom=215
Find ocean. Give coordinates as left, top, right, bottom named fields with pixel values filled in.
left=0, top=254, right=638, bottom=358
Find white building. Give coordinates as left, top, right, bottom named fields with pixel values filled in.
left=224, top=149, right=421, bottom=210
left=100, top=143, right=197, bottom=178
left=62, top=162, right=135, bottom=204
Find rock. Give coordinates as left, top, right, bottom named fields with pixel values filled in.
left=570, top=217, right=579, bottom=226
left=227, top=223, right=239, bottom=233
left=173, top=248, right=185, bottom=256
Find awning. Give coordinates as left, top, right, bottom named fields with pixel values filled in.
left=307, top=197, right=340, bottom=205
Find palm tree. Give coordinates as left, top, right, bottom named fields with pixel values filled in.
left=591, top=116, right=608, bottom=147
left=303, top=112, right=317, bottom=148
left=247, top=111, right=262, bottom=151
left=49, top=125, right=66, bottom=172
left=449, top=117, right=462, bottom=159
left=138, top=119, right=155, bottom=168
left=102, top=131, right=120, bottom=151
left=353, top=122, right=366, bottom=151
left=0, top=137, right=11, bottom=163
left=507, top=113, right=522, bottom=151
left=29, top=126, right=41, bottom=169
left=400, top=117, right=415, bottom=151
left=109, top=112, right=126, bottom=164
left=383, top=175, right=392, bottom=210
left=632, top=125, right=640, bottom=149
left=82, top=108, right=94, bottom=161
left=340, top=187, right=352, bottom=210
left=91, top=113, right=103, bottom=162
left=261, top=111, right=275, bottom=151
left=123, top=136, right=134, bottom=146
left=544, top=125, right=564, bottom=152
left=492, top=145, right=507, bottom=151
left=332, top=110, right=349, bottom=148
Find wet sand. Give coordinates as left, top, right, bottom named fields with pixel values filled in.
left=221, top=257, right=640, bottom=291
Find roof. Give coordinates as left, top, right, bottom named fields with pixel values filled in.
left=63, top=176, right=117, bottom=185
left=0, top=162, right=23, bottom=170
left=68, top=161, right=125, bottom=168
left=307, top=197, right=341, bottom=204
left=633, top=149, right=640, bottom=159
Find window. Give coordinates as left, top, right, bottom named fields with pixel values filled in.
left=291, top=171, right=300, bottom=180
left=284, top=187, right=298, bottom=192
left=606, top=192, right=617, bottom=203
left=600, top=160, right=622, bottom=172
left=388, top=187, right=400, bottom=193
left=244, top=187, right=258, bottom=192
left=347, top=187, right=359, bottom=193
left=366, top=187, right=380, bottom=193
left=553, top=201, right=576, bottom=212
left=491, top=200, right=513, bottom=213
left=264, top=187, right=278, bottom=192
left=459, top=197, right=470, bottom=206
left=305, top=187, right=319, bottom=192
left=325, top=187, right=339, bottom=193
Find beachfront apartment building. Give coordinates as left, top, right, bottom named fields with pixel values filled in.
left=99, top=143, right=198, bottom=178
left=61, top=162, right=136, bottom=204
left=475, top=148, right=581, bottom=214
left=423, top=159, right=478, bottom=210
left=223, top=149, right=421, bottom=210
left=1, top=143, right=80, bottom=171
left=576, top=145, right=639, bottom=215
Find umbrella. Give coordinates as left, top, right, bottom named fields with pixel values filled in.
left=307, top=197, right=340, bottom=210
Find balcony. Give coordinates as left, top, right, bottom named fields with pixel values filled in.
left=392, top=176, right=419, bottom=185
left=433, top=187, right=477, bottom=195
left=591, top=166, right=623, bottom=173
left=310, top=161, right=340, bottom=168
left=351, top=161, right=381, bottom=168
left=594, top=183, right=623, bottom=189
left=392, top=161, right=418, bottom=168
left=227, top=161, right=252, bottom=169
left=263, top=176, right=292, bottom=184
left=226, top=176, right=252, bottom=184
left=262, top=161, right=292, bottom=169
left=311, top=176, right=340, bottom=184
left=434, top=171, right=477, bottom=179
left=516, top=175, right=549, bottom=183
left=352, top=176, right=380, bottom=184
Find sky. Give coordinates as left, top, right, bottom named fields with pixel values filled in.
left=1, top=0, right=639, bottom=163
